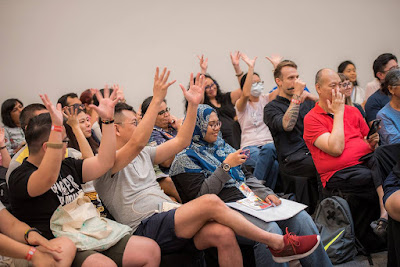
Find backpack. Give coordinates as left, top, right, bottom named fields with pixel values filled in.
left=314, top=196, right=358, bottom=264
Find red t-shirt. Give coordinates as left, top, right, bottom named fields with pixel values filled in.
left=303, top=103, right=372, bottom=187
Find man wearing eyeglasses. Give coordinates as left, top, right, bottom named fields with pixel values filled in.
left=365, top=53, right=398, bottom=125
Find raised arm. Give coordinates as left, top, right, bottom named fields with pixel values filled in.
left=314, top=89, right=345, bottom=157
left=235, top=54, right=257, bottom=112
left=27, top=95, right=65, bottom=197
left=265, top=54, right=283, bottom=70
left=230, top=51, right=244, bottom=84
left=0, top=128, right=11, bottom=168
left=63, top=107, right=94, bottom=159
left=82, top=87, right=120, bottom=182
left=154, top=73, right=205, bottom=164
left=282, top=79, right=306, bottom=131
left=111, top=67, right=175, bottom=174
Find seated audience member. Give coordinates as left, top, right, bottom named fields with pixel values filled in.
left=338, top=73, right=366, bottom=118
left=198, top=54, right=242, bottom=149
left=365, top=53, right=398, bottom=125
left=141, top=96, right=182, bottom=203
left=303, top=68, right=388, bottom=249
left=94, top=68, right=321, bottom=265
left=263, top=60, right=319, bottom=214
left=338, top=60, right=365, bottom=106
left=0, top=128, right=11, bottom=168
left=383, top=159, right=400, bottom=266
left=57, top=93, right=82, bottom=108
left=1, top=99, right=25, bottom=156
left=6, top=103, right=81, bottom=184
left=63, top=105, right=99, bottom=155
left=8, top=91, right=160, bottom=266
left=234, top=54, right=279, bottom=189
left=170, top=104, right=331, bottom=267
left=0, top=200, right=76, bottom=266
left=377, top=68, right=400, bottom=145
left=80, top=89, right=99, bottom=127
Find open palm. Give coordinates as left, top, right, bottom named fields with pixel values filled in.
left=89, top=86, right=119, bottom=120
left=180, top=73, right=205, bottom=105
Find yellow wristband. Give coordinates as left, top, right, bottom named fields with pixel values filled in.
left=45, top=142, right=64, bottom=149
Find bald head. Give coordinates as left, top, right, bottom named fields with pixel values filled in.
left=315, top=68, right=338, bottom=86
left=315, top=68, right=341, bottom=101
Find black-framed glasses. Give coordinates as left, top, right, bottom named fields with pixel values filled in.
left=158, top=107, right=170, bottom=116
left=340, top=81, right=353, bottom=88
left=205, top=83, right=216, bottom=91
left=208, top=120, right=222, bottom=130
left=383, top=65, right=399, bottom=73
left=62, top=138, right=70, bottom=144
left=115, top=120, right=138, bottom=126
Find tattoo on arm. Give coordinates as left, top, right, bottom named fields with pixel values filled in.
left=282, top=103, right=300, bottom=131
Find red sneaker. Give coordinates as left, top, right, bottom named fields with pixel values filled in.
left=269, top=227, right=320, bottom=263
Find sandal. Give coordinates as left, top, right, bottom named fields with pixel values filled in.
left=370, top=218, right=388, bottom=238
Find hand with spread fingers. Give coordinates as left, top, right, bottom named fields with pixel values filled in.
left=180, top=73, right=205, bottom=106
left=197, top=54, right=208, bottom=74
left=327, top=88, right=345, bottom=115
left=265, top=54, right=283, bottom=69
left=153, top=67, right=176, bottom=103
left=112, top=84, right=126, bottom=103
left=39, top=94, right=64, bottom=127
left=62, top=106, right=79, bottom=129
left=89, top=85, right=120, bottom=121
left=241, top=53, right=257, bottom=68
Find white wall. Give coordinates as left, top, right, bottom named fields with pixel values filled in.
left=1, top=0, right=400, bottom=118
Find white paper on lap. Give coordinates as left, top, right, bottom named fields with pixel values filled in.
left=226, top=198, right=307, bottom=222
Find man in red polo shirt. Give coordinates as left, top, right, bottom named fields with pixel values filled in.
left=303, top=68, right=387, bottom=250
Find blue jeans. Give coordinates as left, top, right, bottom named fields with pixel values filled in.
left=239, top=210, right=332, bottom=267
left=243, top=143, right=279, bottom=190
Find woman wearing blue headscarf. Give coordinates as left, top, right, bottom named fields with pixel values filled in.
left=170, top=104, right=331, bottom=267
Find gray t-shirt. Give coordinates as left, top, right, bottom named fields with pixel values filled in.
left=0, top=201, right=5, bottom=211
left=94, top=146, right=174, bottom=232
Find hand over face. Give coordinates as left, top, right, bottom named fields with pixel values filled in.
left=293, top=78, right=306, bottom=96
left=327, top=88, right=345, bottom=115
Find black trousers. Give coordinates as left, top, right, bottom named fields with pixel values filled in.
left=388, top=216, right=400, bottom=267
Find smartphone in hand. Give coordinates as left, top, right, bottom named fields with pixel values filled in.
left=367, top=119, right=381, bottom=139
left=241, top=149, right=250, bottom=159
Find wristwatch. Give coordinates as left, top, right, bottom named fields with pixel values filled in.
left=221, top=163, right=231, bottom=172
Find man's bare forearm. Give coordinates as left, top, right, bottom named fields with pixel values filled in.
left=282, top=101, right=300, bottom=131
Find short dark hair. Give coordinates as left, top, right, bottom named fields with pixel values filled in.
left=274, top=60, right=297, bottom=80
left=373, top=53, right=398, bottom=79
left=239, top=72, right=260, bottom=89
left=382, top=68, right=400, bottom=95
left=25, top=113, right=52, bottom=154
left=1, top=98, right=23, bottom=128
left=100, top=102, right=135, bottom=131
left=141, top=96, right=166, bottom=115
left=57, top=93, right=79, bottom=108
left=338, top=60, right=358, bottom=86
left=19, top=103, right=46, bottom=132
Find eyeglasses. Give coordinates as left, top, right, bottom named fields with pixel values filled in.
left=252, top=81, right=264, bottom=86
left=205, top=83, right=216, bottom=91
left=383, top=65, right=399, bottom=73
left=208, top=120, right=222, bottom=130
left=158, top=107, right=170, bottom=116
left=340, top=81, right=353, bottom=88
left=115, top=120, right=138, bottom=126
left=62, top=138, right=70, bottom=144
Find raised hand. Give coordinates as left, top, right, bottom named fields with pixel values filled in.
left=153, top=67, right=176, bottom=103
left=327, top=88, right=345, bottom=115
left=240, top=53, right=257, bottom=68
left=179, top=73, right=205, bottom=106
left=88, top=85, right=120, bottom=120
left=265, top=54, right=283, bottom=69
left=197, top=55, right=208, bottom=74
left=62, top=106, right=79, bottom=128
left=293, top=78, right=306, bottom=97
left=223, top=149, right=247, bottom=168
left=112, top=84, right=126, bottom=103
left=39, top=94, right=63, bottom=126
left=230, top=51, right=241, bottom=67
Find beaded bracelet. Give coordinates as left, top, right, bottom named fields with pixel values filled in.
left=25, top=247, right=36, bottom=261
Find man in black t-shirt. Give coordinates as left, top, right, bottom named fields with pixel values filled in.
left=263, top=60, right=319, bottom=213
left=8, top=91, right=161, bottom=267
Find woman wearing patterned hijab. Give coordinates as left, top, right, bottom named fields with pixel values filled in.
left=170, top=104, right=331, bottom=267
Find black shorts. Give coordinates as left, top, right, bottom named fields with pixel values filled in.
left=72, top=234, right=130, bottom=267
left=134, top=209, right=195, bottom=254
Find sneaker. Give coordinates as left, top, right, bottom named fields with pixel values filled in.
left=269, top=227, right=320, bottom=263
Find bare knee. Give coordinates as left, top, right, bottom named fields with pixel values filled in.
left=82, top=253, right=117, bottom=267
left=49, top=236, right=76, bottom=264
left=206, top=223, right=237, bottom=247
left=199, top=194, right=226, bottom=212
left=386, top=192, right=400, bottom=221
left=123, top=236, right=161, bottom=267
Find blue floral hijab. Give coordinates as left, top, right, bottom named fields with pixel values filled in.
left=169, top=104, right=245, bottom=185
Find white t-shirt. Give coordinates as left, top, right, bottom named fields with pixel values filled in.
left=236, top=95, right=274, bottom=149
